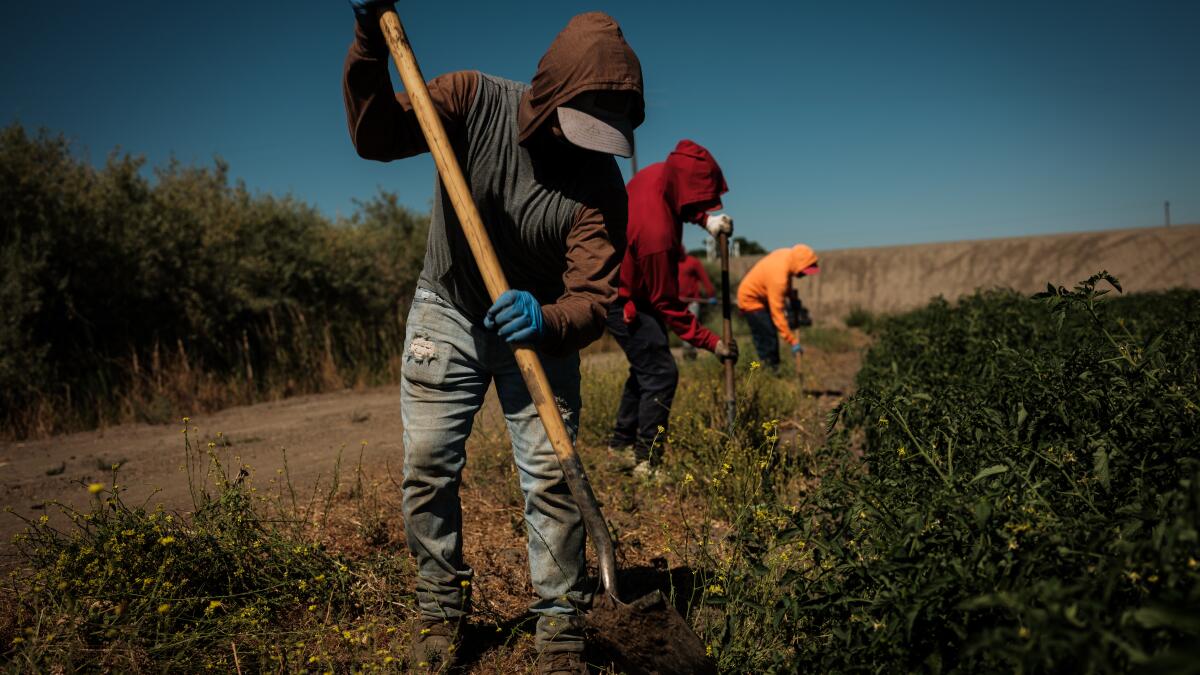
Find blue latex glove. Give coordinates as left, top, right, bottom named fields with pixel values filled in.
left=791, top=343, right=805, bottom=355
left=484, top=290, right=545, bottom=344
left=348, top=0, right=395, bottom=18
left=706, top=297, right=719, bottom=305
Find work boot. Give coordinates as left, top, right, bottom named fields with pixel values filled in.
left=607, top=444, right=638, bottom=472
left=409, top=617, right=463, bottom=673
left=536, top=650, right=588, bottom=675
left=632, top=460, right=666, bottom=485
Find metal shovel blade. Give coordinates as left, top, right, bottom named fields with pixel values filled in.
left=583, top=591, right=717, bottom=675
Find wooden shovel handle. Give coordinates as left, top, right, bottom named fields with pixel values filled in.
left=376, top=8, right=619, bottom=599
left=718, top=233, right=736, bottom=431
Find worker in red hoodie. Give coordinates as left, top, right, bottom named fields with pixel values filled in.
left=607, top=140, right=737, bottom=474
left=677, top=246, right=717, bottom=360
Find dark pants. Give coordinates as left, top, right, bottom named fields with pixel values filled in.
left=743, top=309, right=781, bottom=368
left=607, top=304, right=678, bottom=463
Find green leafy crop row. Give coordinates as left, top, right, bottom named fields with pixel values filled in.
left=784, top=276, right=1200, bottom=672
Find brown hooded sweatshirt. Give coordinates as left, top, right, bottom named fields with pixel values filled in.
left=342, top=13, right=644, bottom=354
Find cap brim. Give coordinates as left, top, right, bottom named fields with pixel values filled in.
left=801, top=265, right=820, bottom=276
left=557, top=105, right=634, bottom=157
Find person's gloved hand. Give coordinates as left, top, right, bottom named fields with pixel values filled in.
left=705, top=213, right=734, bottom=238
left=791, top=343, right=805, bottom=355
left=484, top=290, right=545, bottom=344
left=348, top=0, right=395, bottom=18
left=706, top=297, right=719, bottom=305
left=714, top=338, right=739, bottom=363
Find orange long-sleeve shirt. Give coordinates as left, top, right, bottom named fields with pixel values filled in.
left=736, top=245, right=819, bottom=345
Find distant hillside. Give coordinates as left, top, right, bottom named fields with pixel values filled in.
left=731, top=225, right=1200, bottom=322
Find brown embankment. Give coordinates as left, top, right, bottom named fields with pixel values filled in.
left=731, top=225, right=1200, bottom=321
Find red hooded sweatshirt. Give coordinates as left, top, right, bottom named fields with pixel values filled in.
left=618, top=140, right=728, bottom=350
left=677, top=250, right=715, bottom=300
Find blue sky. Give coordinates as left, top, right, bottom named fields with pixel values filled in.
left=2, top=1, right=1196, bottom=252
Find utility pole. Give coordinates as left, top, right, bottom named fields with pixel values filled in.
left=1164, top=200, right=1171, bottom=227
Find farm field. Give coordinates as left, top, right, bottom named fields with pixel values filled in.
left=0, top=343, right=855, bottom=671
left=4, top=2, right=1199, bottom=670
left=2, top=277, right=1196, bottom=672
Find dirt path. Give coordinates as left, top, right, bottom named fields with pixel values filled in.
left=0, top=386, right=415, bottom=558
left=0, top=343, right=862, bottom=557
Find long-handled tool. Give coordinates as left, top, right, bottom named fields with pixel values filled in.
left=375, top=8, right=714, bottom=674
left=792, top=327, right=805, bottom=375
left=717, top=233, right=736, bottom=433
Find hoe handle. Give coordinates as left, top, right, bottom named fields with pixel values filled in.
left=376, top=8, right=619, bottom=600
left=793, top=327, right=804, bottom=375
left=718, top=233, right=736, bottom=432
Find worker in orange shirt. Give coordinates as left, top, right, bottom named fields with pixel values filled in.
left=736, top=244, right=820, bottom=369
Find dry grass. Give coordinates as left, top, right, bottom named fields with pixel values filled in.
left=1, top=330, right=866, bottom=672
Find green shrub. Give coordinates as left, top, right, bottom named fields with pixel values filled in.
left=843, top=305, right=877, bottom=332
left=0, top=124, right=429, bottom=438
left=785, top=276, right=1200, bottom=672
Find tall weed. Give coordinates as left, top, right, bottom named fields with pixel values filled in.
left=3, top=424, right=411, bottom=671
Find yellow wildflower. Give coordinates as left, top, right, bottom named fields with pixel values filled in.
left=87, top=483, right=104, bottom=494
left=158, top=536, right=175, bottom=545
left=157, top=603, right=171, bottom=614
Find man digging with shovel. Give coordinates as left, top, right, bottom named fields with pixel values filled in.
left=343, top=3, right=643, bottom=672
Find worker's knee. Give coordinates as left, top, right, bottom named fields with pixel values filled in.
left=641, top=354, right=677, bottom=391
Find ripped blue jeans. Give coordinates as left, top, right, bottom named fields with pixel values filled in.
left=400, top=287, right=587, bottom=653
